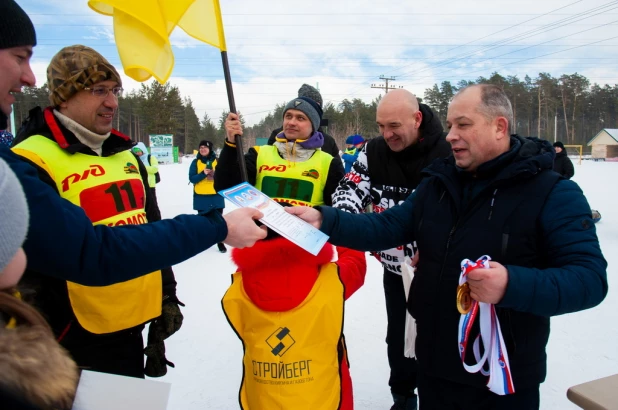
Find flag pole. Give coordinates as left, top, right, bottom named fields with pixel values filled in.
left=214, top=0, right=248, bottom=182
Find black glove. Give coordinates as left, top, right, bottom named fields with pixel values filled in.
left=144, top=339, right=174, bottom=377
left=154, top=299, right=184, bottom=340
left=144, top=299, right=185, bottom=377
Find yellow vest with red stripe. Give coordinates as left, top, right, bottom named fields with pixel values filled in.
left=222, top=263, right=345, bottom=410
left=254, top=145, right=332, bottom=206
left=194, top=158, right=217, bottom=195
left=13, top=135, right=162, bottom=334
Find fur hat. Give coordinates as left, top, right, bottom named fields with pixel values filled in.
left=283, top=97, right=323, bottom=133
left=47, top=45, right=122, bottom=107
left=0, top=0, right=37, bottom=50
left=0, top=292, right=78, bottom=409
left=0, top=159, right=29, bottom=274
left=553, top=141, right=565, bottom=150
left=297, top=84, right=323, bottom=107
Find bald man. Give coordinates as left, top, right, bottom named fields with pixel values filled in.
left=332, top=89, right=451, bottom=410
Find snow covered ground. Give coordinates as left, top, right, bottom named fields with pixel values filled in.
left=152, top=159, right=617, bottom=410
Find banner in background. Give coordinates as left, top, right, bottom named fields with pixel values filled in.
left=149, top=134, right=174, bottom=164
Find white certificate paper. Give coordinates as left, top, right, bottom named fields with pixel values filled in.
left=219, top=183, right=329, bottom=256
left=72, top=370, right=170, bottom=410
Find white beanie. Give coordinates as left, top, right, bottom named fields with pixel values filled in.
left=0, top=158, right=29, bottom=272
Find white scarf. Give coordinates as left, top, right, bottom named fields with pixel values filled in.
left=54, top=110, right=110, bottom=156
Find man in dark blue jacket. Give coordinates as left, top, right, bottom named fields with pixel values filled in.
left=288, top=84, right=607, bottom=410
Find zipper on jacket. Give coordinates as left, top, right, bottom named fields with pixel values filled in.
left=436, top=185, right=497, bottom=282
left=438, top=223, right=459, bottom=281
left=487, top=189, right=498, bottom=220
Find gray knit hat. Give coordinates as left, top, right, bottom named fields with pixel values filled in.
left=0, top=0, right=37, bottom=50
left=297, top=84, right=323, bottom=107
left=283, top=97, right=323, bottom=134
left=0, top=158, right=29, bottom=273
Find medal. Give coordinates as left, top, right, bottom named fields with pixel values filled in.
left=456, top=282, right=472, bottom=314
left=457, top=255, right=515, bottom=395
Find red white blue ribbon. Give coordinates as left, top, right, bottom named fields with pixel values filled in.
left=457, top=255, right=515, bottom=395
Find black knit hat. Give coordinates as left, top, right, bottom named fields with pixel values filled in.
left=553, top=141, right=565, bottom=150
left=199, top=140, right=213, bottom=150
left=0, top=0, right=37, bottom=50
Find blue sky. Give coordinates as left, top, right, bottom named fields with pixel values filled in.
left=20, top=0, right=618, bottom=126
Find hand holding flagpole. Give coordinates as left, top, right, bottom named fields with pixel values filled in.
left=88, top=0, right=249, bottom=181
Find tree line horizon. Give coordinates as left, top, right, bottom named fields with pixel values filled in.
left=9, top=71, right=615, bottom=154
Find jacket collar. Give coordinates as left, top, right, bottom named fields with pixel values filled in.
left=392, top=103, right=446, bottom=159
left=427, top=135, right=556, bottom=187
left=18, top=106, right=133, bottom=157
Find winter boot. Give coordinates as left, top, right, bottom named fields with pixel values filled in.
left=217, top=242, right=227, bottom=253
left=390, top=393, right=418, bottom=410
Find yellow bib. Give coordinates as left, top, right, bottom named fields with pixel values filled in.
left=13, top=136, right=162, bottom=334
left=194, top=158, right=217, bottom=195
left=254, top=145, right=332, bottom=206
left=222, top=264, right=345, bottom=410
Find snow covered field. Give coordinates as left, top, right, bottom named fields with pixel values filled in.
left=152, top=158, right=617, bottom=410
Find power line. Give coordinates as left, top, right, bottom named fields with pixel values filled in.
left=391, top=1, right=618, bottom=80
left=32, top=23, right=618, bottom=27
left=27, top=12, right=618, bottom=16
left=340, top=1, right=591, bottom=103
left=398, top=20, right=618, bottom=82
left=33, top=42, right=618, bottom=47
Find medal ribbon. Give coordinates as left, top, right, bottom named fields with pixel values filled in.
left=457, top=255, right=515, bottom=395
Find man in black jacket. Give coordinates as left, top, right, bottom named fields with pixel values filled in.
left=267, top=84, right=340, bottom=158
left=332, top=89, right=451, bottom=410
left=553, top=141, right=575, bottom=179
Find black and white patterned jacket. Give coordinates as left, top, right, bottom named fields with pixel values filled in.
left=332, top=103, right=451, bottom=274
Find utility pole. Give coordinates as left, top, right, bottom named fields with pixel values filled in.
left=371, top=75, right=403, bottom=93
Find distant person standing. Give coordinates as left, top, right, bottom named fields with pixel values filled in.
left=342, top=134, right=365, bottom=173
left=133, top=141, right=161, bottom=217
left=189, top=140, right=226, bottom=253
left=553, top=141, right=574, bottom=179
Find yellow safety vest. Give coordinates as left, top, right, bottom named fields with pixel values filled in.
left=222, top=263, right=345, bottom=410
left=194, top=158, right=217, bottom=195
left=254, top=145, right=332, bottom=206
left=13, top=136, right=162, bottom=334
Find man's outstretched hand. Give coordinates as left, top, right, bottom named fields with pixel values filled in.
left=223, top=208, right=267, bottom=248
left=285, top=206, right=323, bottom=229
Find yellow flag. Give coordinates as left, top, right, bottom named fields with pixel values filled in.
left=88, top=0, right=227, bottom=83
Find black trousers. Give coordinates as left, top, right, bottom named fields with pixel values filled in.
left=383, top=270, right=418, bottom=397
left=148, top=187, right=162, bottom=221
left=61, top=322, right=146, bottom=378
left=418, top=373, right=540, bottom=410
